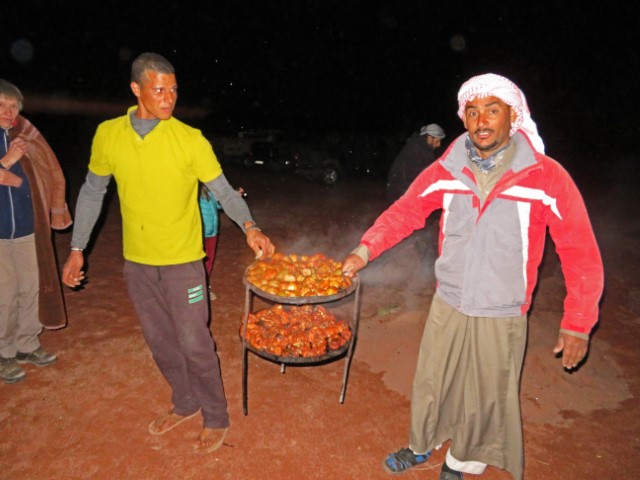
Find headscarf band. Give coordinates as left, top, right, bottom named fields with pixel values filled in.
left=457, top=73, right=545, bottom=153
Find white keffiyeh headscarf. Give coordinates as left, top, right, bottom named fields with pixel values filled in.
left=457, top=73, right=545, bottom=153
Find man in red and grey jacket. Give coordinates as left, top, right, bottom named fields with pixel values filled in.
left=342, top=73, right=603, bottom=480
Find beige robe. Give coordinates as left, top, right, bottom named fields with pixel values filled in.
left=410, top=294, right=527, bottom=480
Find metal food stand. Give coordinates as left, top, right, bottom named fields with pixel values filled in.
left=240, top=271, right=361, bottom=415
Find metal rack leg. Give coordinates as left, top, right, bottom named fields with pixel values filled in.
left=242, top=345, right=248, bottom=415
left=241, top=284, right=252, bottom=415
left=340, top=281, right=361, bottom=403
left=339, top=351, right=353, bottom=403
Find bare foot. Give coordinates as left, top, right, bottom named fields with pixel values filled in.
left=194, top=427, right=228, bottom=453
left=148, top=410, right=200, bottom=435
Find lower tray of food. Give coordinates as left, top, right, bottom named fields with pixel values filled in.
left=240, top=304, right=352, bottom=363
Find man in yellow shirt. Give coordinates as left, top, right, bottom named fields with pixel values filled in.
left=62, top=52, right=275, bottom=452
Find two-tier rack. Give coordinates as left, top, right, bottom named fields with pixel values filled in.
left=240, top=271, right=361, bottom=415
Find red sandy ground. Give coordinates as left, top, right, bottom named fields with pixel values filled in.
left=1, top=163, right=638, bottom=479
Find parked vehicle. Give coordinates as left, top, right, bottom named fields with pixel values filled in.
left=337, top=131, right=398, bottom=177
left=243, top=141, right=293, bottom=172
left=290, top=142, right=342, bottom=185
left=291, top=131, right=399, bottom=185
left=219, top=129, right=283, bottom=164
left=241, top=131, right=400, bottom=185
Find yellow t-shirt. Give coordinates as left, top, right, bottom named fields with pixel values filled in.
left=89, top=107, right=223, bottom=265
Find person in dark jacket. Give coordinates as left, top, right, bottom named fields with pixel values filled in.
left=385, top=124, right=446, bottom=261
left=386, top=124, right=446, bottom=204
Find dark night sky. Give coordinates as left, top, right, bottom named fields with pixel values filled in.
left=2, top=1, right=639, bottom=153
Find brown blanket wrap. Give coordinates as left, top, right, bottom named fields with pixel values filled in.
left=9, top=115, right=73, bottom=330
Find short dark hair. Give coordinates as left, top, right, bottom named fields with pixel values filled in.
left=0, top=79, right=24, bottom=110
left=130, top=52, right=175, bottom=85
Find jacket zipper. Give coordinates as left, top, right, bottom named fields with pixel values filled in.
left=2, top=130, right=17, bottom=238
left=478, top=163, right=544, bottom=217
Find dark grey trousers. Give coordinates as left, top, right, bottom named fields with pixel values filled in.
left=123, top=260, right=229, bottom=429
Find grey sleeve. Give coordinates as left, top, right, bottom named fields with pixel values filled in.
left=70, top=171, right=112, bottom=249
left=204, top=174, right=255, bottom=231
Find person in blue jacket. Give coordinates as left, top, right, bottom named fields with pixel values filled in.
left=199, top=184, right=221, bottom=299
left=199, top=183, right=246, bottom=300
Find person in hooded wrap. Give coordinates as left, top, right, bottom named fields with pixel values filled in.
left=0, top=79, right=72, bottom=384
left=342, top=73, right=604, bottom=480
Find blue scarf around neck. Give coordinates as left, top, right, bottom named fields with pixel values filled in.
left=465, top=135, right=510, bottom=172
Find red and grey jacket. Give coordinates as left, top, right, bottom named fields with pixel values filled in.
left=360, top=131, right=604, bottom=336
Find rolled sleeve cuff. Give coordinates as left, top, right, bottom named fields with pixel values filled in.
left=350, top=245, right=371, bottom=265
left=559, top=328, right=589, bottom=341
